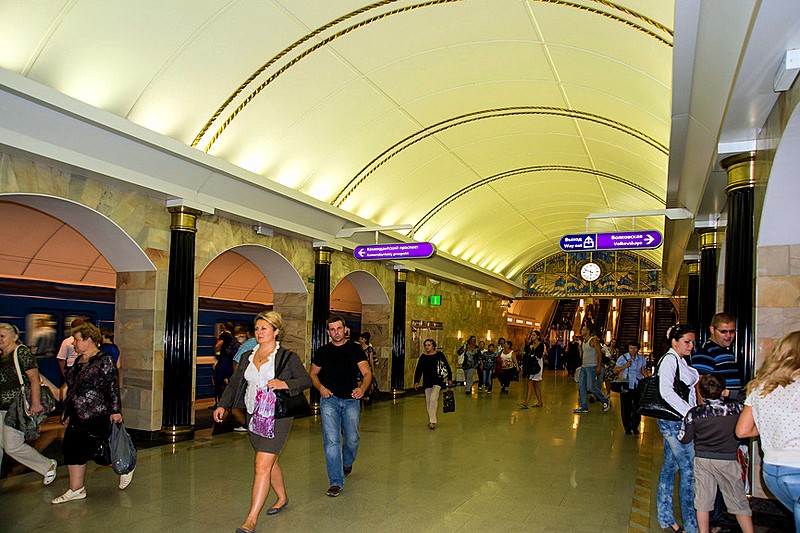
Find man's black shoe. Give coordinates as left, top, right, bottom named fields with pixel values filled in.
left=326, top=485, right=342, bottom=497
left=343, top=465, right=352, bottom=477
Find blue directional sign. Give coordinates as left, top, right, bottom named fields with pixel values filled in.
left=560, top=230, right=662, bottom=252
left=354, top=242, right=436, bottom=261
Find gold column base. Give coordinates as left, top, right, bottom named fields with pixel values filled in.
left=311, top=402, right=321, bottom=415
left=391, top=388, right=405, bottom=399
left=159, top=425, right=194, bottom=443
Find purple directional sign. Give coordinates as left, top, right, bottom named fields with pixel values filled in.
left=560, top=230, right=662, bottom=252
left=354, top=242, right=436, bottom=261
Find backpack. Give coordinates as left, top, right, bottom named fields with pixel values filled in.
left=225, top=336, right=241, bottom=358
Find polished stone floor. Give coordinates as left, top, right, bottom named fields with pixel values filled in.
left=0, top=371, right=791, bottom=532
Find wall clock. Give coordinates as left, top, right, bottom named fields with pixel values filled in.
left=580, top=261, right=602, bottom=282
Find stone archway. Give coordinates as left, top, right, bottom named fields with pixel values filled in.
left=200, top=244, right=309, bottom=360
left=0, top=192, right=159, bottom=430
left=335, top=270, right=391, bottom=390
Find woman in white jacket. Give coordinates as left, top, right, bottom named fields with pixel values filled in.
left=656, top=324, right=700, bottom=533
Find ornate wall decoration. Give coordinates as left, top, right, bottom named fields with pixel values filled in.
left=524, top=251, right=661, bottom=296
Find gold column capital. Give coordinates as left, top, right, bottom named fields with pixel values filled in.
left=697, top=229, right=725, bottom=250
left=168, top=205, right=202, bottom=232
left=720, top=151, right=767, bottom=194
left=314, top=247, right=334, bottom=264
left=686, top=261, right=700, bottom=276
left=395, top=270, right=408, bottom=283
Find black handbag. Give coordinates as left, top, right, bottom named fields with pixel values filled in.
left=637, top=354, right=690, bottom=421
left=442, top=388, right=455, bottom=413
left=273, top=349, right=310, bottom=419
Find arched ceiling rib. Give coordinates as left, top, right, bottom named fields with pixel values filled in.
left=0, top=0, right=674, bottom=282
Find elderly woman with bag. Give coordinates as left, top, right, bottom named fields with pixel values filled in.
left=214, top=311, right=312, bottom=533
left=0, top=322, right=58, bottom=485
left=52, top=322, right=130, bottom=504
left=655, top=324, right=701, bottom=533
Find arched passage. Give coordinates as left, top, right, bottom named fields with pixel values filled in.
left=199, top=244, right=308, bottom=359
left=332, top=270, right=391, bottom=390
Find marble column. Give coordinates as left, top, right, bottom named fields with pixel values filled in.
left=161, top=206, right=201, bottom=441
left=697, top=229, right=724, bottom=347
left=721, top=152, right=763, bottom=386
left=310, top=247, right=333, bottom=409
left=685, top=260, right=700, bottom=331
left=391, top=269, right=407, bottom=392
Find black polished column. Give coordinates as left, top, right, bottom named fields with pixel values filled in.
left=310, top=247, right=333, bottom=411
left=161, top=206, right=201, bottom=441
left=685, top=259, right=700, bottom=331
left=721, top=152, right=761, bottom=385
left=391, top=269, right=407, bottom=394
left=697, top=229, right=724, bottom=347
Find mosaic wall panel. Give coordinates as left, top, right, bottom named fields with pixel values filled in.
left=525, top=251, right=661, bottom=297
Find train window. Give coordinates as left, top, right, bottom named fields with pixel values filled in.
left=25, top=313, right=58, bottom=358
left=63, top=314, right=94, bottom=339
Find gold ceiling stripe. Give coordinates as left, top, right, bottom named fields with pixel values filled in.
left=412, top=165, right=666, bottom=234
left=333, top=106, right=668, bottom=207
left=196, top=0, right=463, bottom=152
left=191, top=0, right=400, bottom=148
left=585, top=0, right=672, bottom=36
left=530, top=0, right=673, bottom=46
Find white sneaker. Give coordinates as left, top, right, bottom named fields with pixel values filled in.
left=52, top=487, right=86, bottom=504
left=43, top=459, right=57, bottom=485
left=119, top=468, right=135, bottom=490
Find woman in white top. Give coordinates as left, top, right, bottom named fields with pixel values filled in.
left=656, top=324, right=700, bottom=533
left=214, top=311, right=311, bottom=533
left=736, top=330, right=800, bottom=531
left=497, top=341, right=519, bottom=394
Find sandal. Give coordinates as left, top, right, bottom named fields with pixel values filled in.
left=428, top=423, right=436, bottom=430
left=52, top=487, right=86, bottom=504
left=43, top=459, right=57, bottom=485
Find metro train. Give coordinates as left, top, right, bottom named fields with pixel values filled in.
left=0, top=278, right=269, bottom=399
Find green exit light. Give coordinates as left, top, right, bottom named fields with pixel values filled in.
left=429, top=295, right=442, bottom=306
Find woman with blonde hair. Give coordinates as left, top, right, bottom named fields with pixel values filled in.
left=214, top=310, right=311, bottom=533
left=736, top=330, right=800, bottom=531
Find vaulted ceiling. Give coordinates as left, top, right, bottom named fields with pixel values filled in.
left=0, top=0, right=674, bottom=282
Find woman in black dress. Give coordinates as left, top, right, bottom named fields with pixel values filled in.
left=214, top=311, right=311, bottom=533
left=413, top=339, right=452, bottom=429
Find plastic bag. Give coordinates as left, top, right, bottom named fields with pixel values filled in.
left=110, top=422, right=137, bottom=475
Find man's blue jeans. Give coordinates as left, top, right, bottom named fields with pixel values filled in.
left=320, top=396, right=361, bottom=488
left=578, top=366, right=608, bottom=409
left=657, top=419, right=698, bottom=533
left=762, top=462, right=800, bottom=532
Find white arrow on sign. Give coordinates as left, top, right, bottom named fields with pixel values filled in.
left=644, top=234, right=654, bottom=245
left=358, top=249, right=366, bottom=257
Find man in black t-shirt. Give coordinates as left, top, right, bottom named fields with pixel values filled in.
left=310, top=316, right=372, bottom=498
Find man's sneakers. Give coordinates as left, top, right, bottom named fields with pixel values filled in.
left=343, top=465, right=352, bottom=477
left=602, top=401, right=611, bottom=412
left=234, top=425, right=249, bottom=433
left=326, top=485, right=342, bottom=497
left=572, top=408, right=589, bottom=414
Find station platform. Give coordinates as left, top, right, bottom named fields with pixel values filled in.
left=0, top=371, right=792, bottom=532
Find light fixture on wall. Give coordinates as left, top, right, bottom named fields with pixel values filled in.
left=643, top=331, right=649, bottom=346
left=774, top=49, right=800, bottom=92
left=606, top=331, right=611, bottom=343
left=645, top=298, right=651, bottom=308
left=476, top=300, right=481, bottom=309
left=487, top=330, right=492, bottom=341
left=457, top=330, right=462, bottom=340
left=612, top=298, right=617, bottom=309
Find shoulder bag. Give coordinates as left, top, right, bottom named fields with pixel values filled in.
left=637, top=353, right=690, bottom=421
left=273, top=349, right=311, bottom=419
left=441, top=387, right=455, bottom=413
left=3, top=345, right=57, bottom=441
left=609, top=355, right=629, bottom=393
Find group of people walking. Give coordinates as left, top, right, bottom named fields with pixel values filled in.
left=0, top=320, right=132, bottom=505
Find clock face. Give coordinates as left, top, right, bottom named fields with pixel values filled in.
left=580, top=262, right=602, bottom=282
